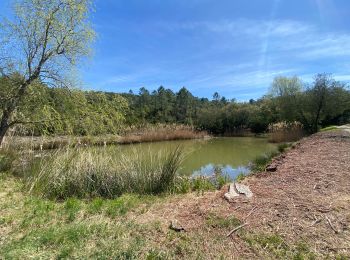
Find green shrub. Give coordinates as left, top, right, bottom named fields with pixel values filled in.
left=235, top=173, right=246, bottom=182
left=277, top=143, right=290, bottom=153
left=251, top=154, right=270, bottom=172
left=250, top=150, right=280, bottom=173
left=216, top=174, right=231, bottom=189
left=172, top=177, right=192, bottom=194
left=191, top=177, right=216, bottom=192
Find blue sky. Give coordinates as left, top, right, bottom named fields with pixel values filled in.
left=1, top=0, right=350, bottom=100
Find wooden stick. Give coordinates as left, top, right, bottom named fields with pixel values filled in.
left=244, top=206, right=258, bottom=222
left=325, top=216, right=339, bottom=234
left=309, top=218, right=321, bottom=227
left=227, top=223, right=248, bottom=237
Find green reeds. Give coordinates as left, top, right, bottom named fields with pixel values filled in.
left=26, top=146, right=184, bottom=199
left=250, top=150, right=280, bottom=172
left=0, top=149, right=17, bottom=172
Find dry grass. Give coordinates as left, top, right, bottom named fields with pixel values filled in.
left=4, top=124, right=208, bottom=150
left=268, top=121, right=304, bottom=143
left=119, top=124, right=208, bottom=144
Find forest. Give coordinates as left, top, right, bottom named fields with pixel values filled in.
left=2, top=73, right=349, bottom=137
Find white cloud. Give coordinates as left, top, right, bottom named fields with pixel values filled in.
left=86, top=17, right=350, bottom=99
left=159, top=18, right=350, bottom=61
left=159, top=19, right=312, bottom=38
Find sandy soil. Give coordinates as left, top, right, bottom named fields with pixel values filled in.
left=135, top=130, right=350, bottom=258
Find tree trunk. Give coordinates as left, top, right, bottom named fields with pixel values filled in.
left=0, top=114, right=10, bottom=147
left=0, top=81, right=31, bottom=147
left=313, top=93, right=325, bottom=133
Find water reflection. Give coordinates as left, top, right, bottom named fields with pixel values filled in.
left=191, top=164, right=251, bottom=180
left=116, top=137, right=276, bottom=178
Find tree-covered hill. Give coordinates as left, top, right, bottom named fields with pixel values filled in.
left=1, top=74, right=349, bottom=136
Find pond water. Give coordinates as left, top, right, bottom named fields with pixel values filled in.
left=117, top=137, right=277, bottom=180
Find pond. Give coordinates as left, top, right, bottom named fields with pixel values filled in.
left=117, top=137, right=277, bottom=180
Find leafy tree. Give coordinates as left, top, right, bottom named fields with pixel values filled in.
left=303, top=74, right=349, bottom=132
left=174, top=87, right=195, bottom=124
left=269, top=76, right=303, bottom=122
left=0, top=0, right=95, bottom=145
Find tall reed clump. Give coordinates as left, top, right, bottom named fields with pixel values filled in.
left=0, top=132, right=18, bottom=173
left=0, top=149, right=17, bottom=173
left=26, top=147, right=184, bottom=199
left=250, top=150, right=280, bottom=172
left=268, top=121, right=304, bottom=143
left=119, top=124, right=207, bottom=144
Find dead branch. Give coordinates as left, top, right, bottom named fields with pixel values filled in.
left=325, top=216, right=339, bottom=234
left=244, top=206, right=258, bottom=222
left=227, top=223, right=248, bottom=237
left=309, top=218, right=322, bottom=227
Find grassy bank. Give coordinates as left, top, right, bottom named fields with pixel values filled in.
left=0, top=175, right=320, bottom=259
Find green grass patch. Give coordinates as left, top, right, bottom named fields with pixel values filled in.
left=243, top=232, right=317, bottom=259
left=235, top=172, right=246, bottom=182
left=64, top=198, right=82, bottom=222
left=171, top=172, right=231, bottom=194
left=87, top=197, right=105, bottom=214
left=206, top=214, right=241, bottom=229
left=250, top=149, right=280, bottom=173
left=320, top=125, right=339, bottom=132
left=277, top=143, right=290, bottom=153
left=1, top=223, right=94, bottom=259
left=191, top=177, right=216, bottom=192
left=105, top=194, right=141, bottom=217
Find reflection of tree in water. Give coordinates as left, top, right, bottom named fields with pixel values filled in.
left=193, top=163, right=250, bottom=180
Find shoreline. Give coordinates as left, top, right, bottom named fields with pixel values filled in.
left=1, top=130, right=349, bottom=258
left=2, top=131, right=210, bottom=150
left=2, top=131, right=272, bottom=151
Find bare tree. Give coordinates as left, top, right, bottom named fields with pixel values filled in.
left=0, top=0, right=95, bottom=145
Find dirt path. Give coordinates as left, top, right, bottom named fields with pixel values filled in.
left=136, top=130, right=350, bottom=258
left=233, top=130, right=350, bottom=257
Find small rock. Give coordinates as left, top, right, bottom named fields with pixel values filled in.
left=235, top=183, right=253, bottom=198
left=266, top=164, right=277, bottom=172
left=224, top=183, right=240, bottom=201
left=224, top=182, right=253, bottom=201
